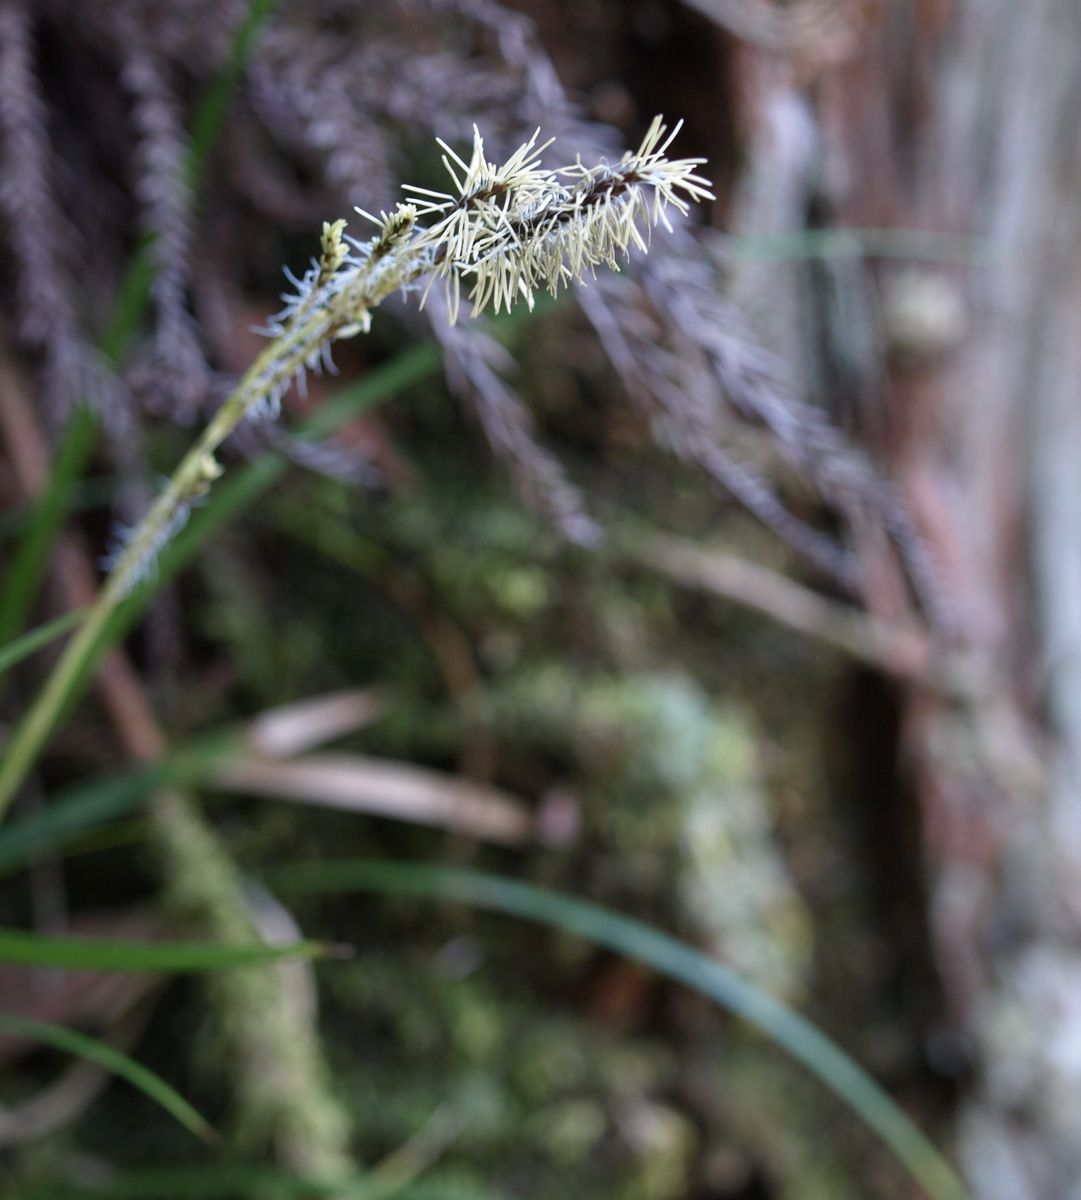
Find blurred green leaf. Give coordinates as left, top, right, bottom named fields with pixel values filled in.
left=184, top=0, right=280, bottom=189
left=10, top=1165, right=504, bottom=1200
left=0, top=733, right=232, bottom=878
left=0, top=928, right=333, bottom=973
left=64, top=345, right=442, bottom=717
left=0, top=1015, right=216, bottom=1143
left=0, top=409, right=97, bottom=648
left=271, top=859, right=969, bottom=1200
left=0, top=608, right=85, bottom=679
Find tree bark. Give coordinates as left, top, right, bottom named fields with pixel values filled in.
left=728, top=3, right=1081, bottom=1195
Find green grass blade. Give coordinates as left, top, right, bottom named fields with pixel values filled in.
left=0, top=408, right=97, bottom=647
left=160, top=342, right=441, bottom=575
left=0, top=478, right=119, bottom=547
left=0, top=608, right=85, bottom=679
left=18, top=1166, right=364, bottom=1199
left=302, top=344, right=441, bottom=439
left=10, top=1164, right=504, bottom=1200
left=100, top=244, right=159, bottom=362
left=156, top=344, right=440, bottom=582
left=271, top=859, right=969, bottom=1200
left=0, top=928, right=332, bottom=973
left=62, top=346, right=442, bottom=714
left=0, top=1014, right=216, bottom=1143
left=0, top=733, right=232, bottom=877
left=184, top=0, right=280, bottom=188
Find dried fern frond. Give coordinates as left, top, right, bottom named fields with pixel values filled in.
left=430, top=294, right=599, bottom=545
left=123, top=46, right=209, bottom=420
left=248, top=20, right=397, bottom=213
left=0, top=0, right=122, bottom=429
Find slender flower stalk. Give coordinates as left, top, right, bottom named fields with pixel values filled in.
left=0, top=117, right=711, bottom=817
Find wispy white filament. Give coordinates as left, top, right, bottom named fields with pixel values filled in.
left=266, top=115, right=712, bottom=345
left=118, top=117, right=712, bottom=586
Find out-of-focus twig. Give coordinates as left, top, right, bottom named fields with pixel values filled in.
left=244, top=689, right=385, bottom=759
left=215, top=753, right=532, bottom=845
left=628, top=532, right=936, bottom=682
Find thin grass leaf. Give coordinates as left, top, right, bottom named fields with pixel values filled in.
left=0, top=1014, right=216, bottom=1143
left=0, top=608, right=85, bottom=679
left=0, top=344, right=420, bottom=812
left=0, top=408, right=96, bottom=647
left=100, top=243, right=160, bottom=363
left=0, top=477, right=119, bottom=546
left=15, top=1166, right=364, bottom=1199
left=270, top=859, right=969, bottom=1200
left=303, top=344, right=441, bottom=439
left=184, top=0, right=280, bottom=189
left=10, top=1164, right=504, bottom=1200
left=64, top=346, right=442, bottom=716
left=0, top=733, right=233, bottom=878
left=0, top=928, right=334, bottom=973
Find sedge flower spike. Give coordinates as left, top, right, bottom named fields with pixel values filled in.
left=0, top=118, right=711, bottom=817
left=259, top=114, right=713, bottom=369
left=114, top=116, right=711, bottom=588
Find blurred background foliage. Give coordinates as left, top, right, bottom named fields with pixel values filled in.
left=5, top=1, right=1080, bottom=1198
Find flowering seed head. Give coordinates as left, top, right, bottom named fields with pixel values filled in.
left=319, top=219, right=349, bottom=277
left=99, top=122, right=711, bottom=626
left=256, top=116, right=711, bottom=403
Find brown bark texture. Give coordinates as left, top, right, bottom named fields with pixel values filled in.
left=725, top=3, right=1081, bottom=1195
